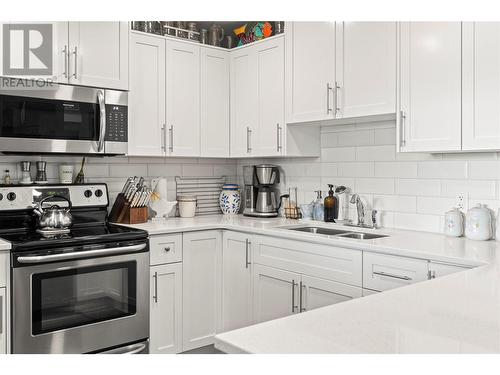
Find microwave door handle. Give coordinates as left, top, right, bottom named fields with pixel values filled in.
left=97, top=89, right=106, bottom=152
left=17, top=243, right=147, bottom=264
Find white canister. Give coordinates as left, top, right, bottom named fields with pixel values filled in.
left=444, top=208, right=464, bottom=237
left=219, top=184, right=241, bottom=214
left=59, top=165, right=74, bottom=184
left=465, top=204, right=493, bottom=241
left=178, top=195, right=197, bottom=218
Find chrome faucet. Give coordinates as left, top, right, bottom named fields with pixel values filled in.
left=350, top=194, right=365, bottom=226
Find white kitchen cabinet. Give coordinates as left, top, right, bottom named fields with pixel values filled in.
left=200, top=47, right=230, bottom=157
left=182, top=231, right=222, bottom=351
left=68, top=22, right=129, bottom=90
left=462, top=22, right=500, bottom=150
left=335, top=22, right=397, bottom=119
left=256, top=37, right=285, bottom=156
left=300, top=275, right=362, bottom=312
left=149, top=233, right=183, bottom=265
left=230, top=43, right=258, bottom=157
left=253, top=264, right=299, bottom=323
left=0, top=288, right=5, bottom=354
left=362, top=288, right=379, bottom=297
left=221, top=232, right=253, bottom=332
left=285, top=22, right=335, bottom=123
left=128, top=32, right=166, bottom=156
left=428, top=261, right=472, bottom=279
left=398, top=22, right=462, bottom=152
left=150, top=263, right=182, bottom=354
left=166, top=39, right=201, bottom=157
left=363, top=252, right=429, bottom=292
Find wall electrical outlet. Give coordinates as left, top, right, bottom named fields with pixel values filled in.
left=456, top=193, right=467, bottom=211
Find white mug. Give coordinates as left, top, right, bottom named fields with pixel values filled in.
left=59, top=165, right=74, bottom=184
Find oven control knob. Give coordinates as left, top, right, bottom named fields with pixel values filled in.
left=84, top=190, right=93, bottom=198
left=7, top=192, right=16, bottom=201
left=95, top=189, right=103, bottom=198
left=0, top=193, right=3, bottom=201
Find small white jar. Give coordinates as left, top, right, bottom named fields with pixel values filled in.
left=465, top=204, right=493, bottom=241
left=444, top=208, right=464, bottom=237
left=177, top=195, right=197, bottom=218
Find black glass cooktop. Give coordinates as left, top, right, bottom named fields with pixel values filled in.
left=2, top=224, right=148, bottom=252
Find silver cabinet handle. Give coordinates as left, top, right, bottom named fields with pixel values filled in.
left=153, top=271, right=158, bottom=303
left=276, top=123, right=282, bottom=152
left=291, top=280, right=298, bottom=313
left=335, top=81, right=341, bottom=115
left=428, top=270, right=436, bottom=279
left=164, top=247, right=171, bottom=253
left=246, top=127, right=252, bottom=153
left=0, top=294, right=3, bottom=335
left=97, top=89, right=106, bottom=152
left=62, top=45, right=69, bottom=79
left=299, top=281, right=306, bottom=312
left=245, top=238, right=251, bottom=269
left=169, top=125, right=174, bottom=153
left=17, top=243, right=147, bottom=264
left=72, top=46, right=78, bottom=79
left=161, top=124, right=166, bottom=153
left=400, top=110, right=406, bottom=147
left=326, top=83, right=334, bottom=113
left=373, top=271, right=412, bottom=281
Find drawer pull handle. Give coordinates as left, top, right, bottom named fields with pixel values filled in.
left=164, top=247, right=171, bottom=253
left=373, top=271, right=412, bottom=281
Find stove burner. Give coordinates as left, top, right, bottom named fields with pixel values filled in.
left=36, top=228, right=71, bottom=238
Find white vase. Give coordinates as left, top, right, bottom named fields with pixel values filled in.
left=465, top=204, right=493, bottom=241
left=219, top=184, right=241, bottom=215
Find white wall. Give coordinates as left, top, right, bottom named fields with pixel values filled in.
left=239, top=120, right=500, bottom=233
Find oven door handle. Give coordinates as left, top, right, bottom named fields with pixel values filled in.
left=97, top=89, right=106, bottom=153
left=17, top=243, right=147, bottom=264
left=101, top=342, right=147, bottom=354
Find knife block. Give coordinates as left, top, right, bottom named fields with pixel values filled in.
left=109, top=193, right=149, bottom=224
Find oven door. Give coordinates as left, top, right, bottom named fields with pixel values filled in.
left=0, top=85, right=106, bottom=154
left=12, top=243, right=149, bottom=354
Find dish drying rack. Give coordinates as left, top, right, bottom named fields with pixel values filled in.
left=175, top=176, right=226, bottom=216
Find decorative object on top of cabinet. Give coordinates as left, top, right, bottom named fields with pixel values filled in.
left=208, top=24, right=225, bottom=46
left=175, top=176, right=226, bottom=216
left=465, top=204, right=494, bottom=241
left=444, top=208, right=464, bottom=237
left=200, top=29, right=208, bottom=44
left=219, top=184, right=241, bottom=215
left=175, top=21, right=188, bottom=38
left=161, top=21, right=176, bottom=36
left=275, top=21, right=284, bottom=34
left=187, top=22, right=200, bottom=41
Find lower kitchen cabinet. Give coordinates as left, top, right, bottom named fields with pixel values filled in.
left=253, top=264, right=299, bottom=323
left=429, top=261, right=472, bottom=279
left=150, top=263, right=182, bottom=354
left=300, top=275, right=362, bottom=312
left=0, top=287, right=6, bottom=354
left=182, top=231, right=222, bottom=351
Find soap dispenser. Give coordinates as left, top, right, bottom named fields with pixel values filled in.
left=324, top=184, right=337, bottom=222
left=313, top=190, right=324, bottom=221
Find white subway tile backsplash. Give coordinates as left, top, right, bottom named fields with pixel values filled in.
left=109, top=164, right=148, bottom=177
left=355, top=145, right=396, bottom=161
left=374, top=162, right=417, bottom=178
left=374, top=127, right=396, bottom=145
left=337, top=162, right=374, bottom=178
left=148, top=164, right=183, bottom=177
left=320, top=163, right=338, bottom=177
left=337, top=129, right=374, bottom=147
left=392, top=213, right=441, bottom=233
left=320, top=132, right=338, bottom=148
left=395, top=179, right=441, bottom=197
left=468, top=161, right=500, bottom=180
left=372, top=194, right=417, bottom=213
left=181, top=164, right=214, bottom=177
left=417, top=196, right=456, bottom=215
left=417, top=161, right=467, bottom=179
left=355, top=178, right=394, bottom=194
left=321, top=147, right=356, bottom=162
left=441, top=179, right=496, bottom=199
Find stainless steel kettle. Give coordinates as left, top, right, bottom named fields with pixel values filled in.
left=33, top=195, right=73, bottom=230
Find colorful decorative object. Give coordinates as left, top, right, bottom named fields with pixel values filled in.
left=234, top=21, right=274, bottom=47
left=219, top=184, right=241, bottom=215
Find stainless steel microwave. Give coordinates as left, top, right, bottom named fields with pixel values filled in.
left=0, top=85, right=128, bottom=155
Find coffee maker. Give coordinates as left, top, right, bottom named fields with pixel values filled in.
left=243, top=164, right=281, bottom=217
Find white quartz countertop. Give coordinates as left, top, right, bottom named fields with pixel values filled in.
left=119, top=214, right=500, bottom=353
left=0, top=238, right=11, bottom=251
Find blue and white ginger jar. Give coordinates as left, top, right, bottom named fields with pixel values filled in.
left=219, top=184, right=241, bottom=214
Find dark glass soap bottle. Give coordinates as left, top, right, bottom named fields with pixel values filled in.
left=324, top=184, right=337, bottom=222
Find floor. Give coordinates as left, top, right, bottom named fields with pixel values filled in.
left=181, top=344, right=224, bottom=354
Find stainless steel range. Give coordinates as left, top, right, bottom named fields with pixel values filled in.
left=0, top=183, right=149, bottom=354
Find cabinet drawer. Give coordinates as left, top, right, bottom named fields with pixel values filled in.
left=0, top=253, right=8, bottom=288
left=150, top=234, right=183, bottom=265
left=253, top=235, right=362, bottom=287
left=363, top=252, right=429, bottom=291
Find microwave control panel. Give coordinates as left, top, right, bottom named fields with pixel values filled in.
left=105, top=104, right=128, bottom=142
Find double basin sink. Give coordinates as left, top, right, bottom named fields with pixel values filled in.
left=287, top=226, right=388, bottom=240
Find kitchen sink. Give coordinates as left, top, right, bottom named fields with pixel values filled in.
left=285, top=226, right=388, bottom=240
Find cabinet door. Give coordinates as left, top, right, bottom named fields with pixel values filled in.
left=399, top=22, right=462, bottom=152
left=285, top=22, right=335, bottom=123
left=230, top=44, right=258, bottom=157
left=166, top=40, right=200, bottom=157
left=201, top=47, right=230, bottom=157
left=128, top=33, right=166, bottom=156
left=300, top=275, right=362, bottom=312
left=253, top=264, right=300, bottom=324
left=150, top=263, right=182, bottom=354
left=256, top=37, right=285, bottom=156
left=0, top=288, right=5, bottom=354
left=462, top=22, right=500, bottom=150
left=0, top=22, right=68, bottom=83
left=221, top=232, right=253, bottom=332
left=183, top=231, right=222, bottom=351
left=336, top=22, right=397, bottom=118
left=68, top=22, right=129, bottom=90
left=429, top=261, right=472, bottom=279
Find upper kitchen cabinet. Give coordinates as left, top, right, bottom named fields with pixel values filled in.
left=201, top=47, right=230, bottom=157
left=128, top=32, right=166, bottom=156
left=398, top=22, right=462, bottom=152
left=335, top=22, right=397, bottom=119
left=462, top=22, right=500, bottom=151
left=165, top=39, right=201, bottom=157
left=285, top=22, right=335, bottom=124
left=68, top=22, right=129, bottom=90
